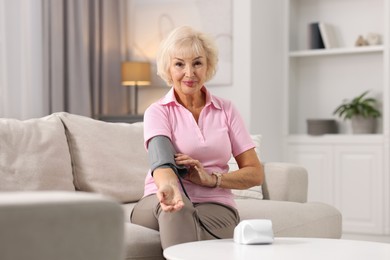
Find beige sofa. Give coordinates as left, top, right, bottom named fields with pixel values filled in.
left=0, top=112, right=342, bottom=260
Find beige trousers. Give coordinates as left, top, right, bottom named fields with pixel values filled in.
left=130, top=194, right=240, bottom=250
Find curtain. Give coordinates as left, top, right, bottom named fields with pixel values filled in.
left=0, top=0, right=46, bottom=119
left=42, top=0, right=128, bottom=117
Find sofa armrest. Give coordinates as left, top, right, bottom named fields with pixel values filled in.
left=0, top=191, right=124, bottom=260
left=262, top=162, right=308, bottom=203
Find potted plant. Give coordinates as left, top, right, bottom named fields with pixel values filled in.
left=333, top=90, right=381, bottom=134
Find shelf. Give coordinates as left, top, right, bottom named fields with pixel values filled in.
left=286, top=134, right=384, bottom=144
left=289, top=45, right=384, bottom=58
left=285, top=0, right=389, bottom=236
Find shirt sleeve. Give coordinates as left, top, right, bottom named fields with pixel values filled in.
left=225, top=101, right=255, bottom=157
left=143, top=103, right=172, bottom=149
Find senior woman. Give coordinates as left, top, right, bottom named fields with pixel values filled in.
left=130, top=25, right=264, bottom=250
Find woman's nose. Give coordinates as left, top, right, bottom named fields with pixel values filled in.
left=185, top=66, right=194, bottom=76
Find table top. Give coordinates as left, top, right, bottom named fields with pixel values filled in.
left=163, top=237, right=390, bottom=260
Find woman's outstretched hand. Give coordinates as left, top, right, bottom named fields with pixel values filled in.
left=175, top=153, right=216, bottom=188
left=157, top=182, right=184, bottom=212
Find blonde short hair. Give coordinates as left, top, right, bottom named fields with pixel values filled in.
left=156, top=26, right=219, bottom=86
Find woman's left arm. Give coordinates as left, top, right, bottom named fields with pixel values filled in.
left=175, top=148, right=264, bottom=190
left=220, top=148, right=264, bottom=190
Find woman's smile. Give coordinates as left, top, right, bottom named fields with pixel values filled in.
left=183, top=80, right=197, bottom=87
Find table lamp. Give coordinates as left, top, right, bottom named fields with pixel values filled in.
left=121, top=61, right=151, bottom=115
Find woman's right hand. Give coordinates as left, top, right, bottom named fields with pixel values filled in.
left=157, top=182, right=184, bottom=212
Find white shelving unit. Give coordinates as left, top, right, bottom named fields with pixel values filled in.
left=283, top=0, right=389, bottom=235
left=289, top=45, right=384, bottom=58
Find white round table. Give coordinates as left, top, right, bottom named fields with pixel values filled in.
left=163, top=238, right=390, bottom=260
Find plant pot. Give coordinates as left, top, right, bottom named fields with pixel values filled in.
left=351, top=116, right=376, bottom=134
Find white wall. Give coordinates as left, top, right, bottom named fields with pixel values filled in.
left=211, top=0, right=284, bottom=162
left=250, top=0, right=284, bottom=162
left=210, top=0, right=252, bottom=129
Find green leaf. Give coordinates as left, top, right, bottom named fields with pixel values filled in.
left=333, top=90, right=381, bottom=120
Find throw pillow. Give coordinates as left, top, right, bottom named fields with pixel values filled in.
left=230, top=134, right=263, bottom=200
left=57, top=112, right=148, bottom=203
left=0, top=115, right=74, bottom=191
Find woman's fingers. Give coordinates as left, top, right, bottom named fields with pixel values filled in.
left=175, top=154, right=200, bottom=167
left=157, top=184, right=184, bottom=212
left=160, top=198, right=184, bottom=212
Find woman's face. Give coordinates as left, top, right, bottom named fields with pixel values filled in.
left=169, top=50, right=208, bottom=97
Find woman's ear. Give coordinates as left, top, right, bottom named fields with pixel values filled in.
left=167, top=77, right=173, bottom=85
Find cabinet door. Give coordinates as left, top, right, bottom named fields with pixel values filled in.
left=334, top=145, right=384, bottom=234
left=287, top=144, right=333, bottom=204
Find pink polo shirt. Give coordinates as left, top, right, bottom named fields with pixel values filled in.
left=143, top=87, right=255, bottom=208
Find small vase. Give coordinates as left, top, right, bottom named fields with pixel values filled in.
left=351, top=116, right=376, bottom=134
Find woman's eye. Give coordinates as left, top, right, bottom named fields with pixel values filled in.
left=193, top=61, right=202, bottom=67
left=175, top=62, right=184, bottom=67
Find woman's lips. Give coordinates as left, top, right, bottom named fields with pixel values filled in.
left=183, top=81, right=196, bottom=87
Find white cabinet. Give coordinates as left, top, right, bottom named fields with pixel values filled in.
left=287, top=136, right=384, bottom=234
left=287, top=143, right=333, bottom=204
left=284, top=0, right=390, bottom=235
left=333, top=144, right=384, bottom=234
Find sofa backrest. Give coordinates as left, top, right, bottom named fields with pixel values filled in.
left=1, top=112, right=264, bottom=203
left=57, top=112, right=149, bottom=203
left=0, top=114, right=75, bottom=191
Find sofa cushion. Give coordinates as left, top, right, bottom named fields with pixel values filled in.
left=236, top=199, right=342, bottom=238
left=57, top=112, right=148, bottom=203
left=124, top=223, right=163, bottom=260
left=0, top=115, right=74, bottom=191
left=230, top=134, right=263, bottom=200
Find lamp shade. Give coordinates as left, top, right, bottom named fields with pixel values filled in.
left=121, top=61, right=151, bottom=86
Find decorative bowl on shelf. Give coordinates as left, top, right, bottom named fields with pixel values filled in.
left=307, top=119, right=338, bottom=136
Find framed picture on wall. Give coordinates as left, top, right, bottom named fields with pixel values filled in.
left=127, top=0, right=233, bottom=86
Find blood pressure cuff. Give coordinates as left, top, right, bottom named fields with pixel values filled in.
left=148, top=135, right=188, bottom=177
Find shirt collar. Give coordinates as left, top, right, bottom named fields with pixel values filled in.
left=160, top=86, right=222, bottom=110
